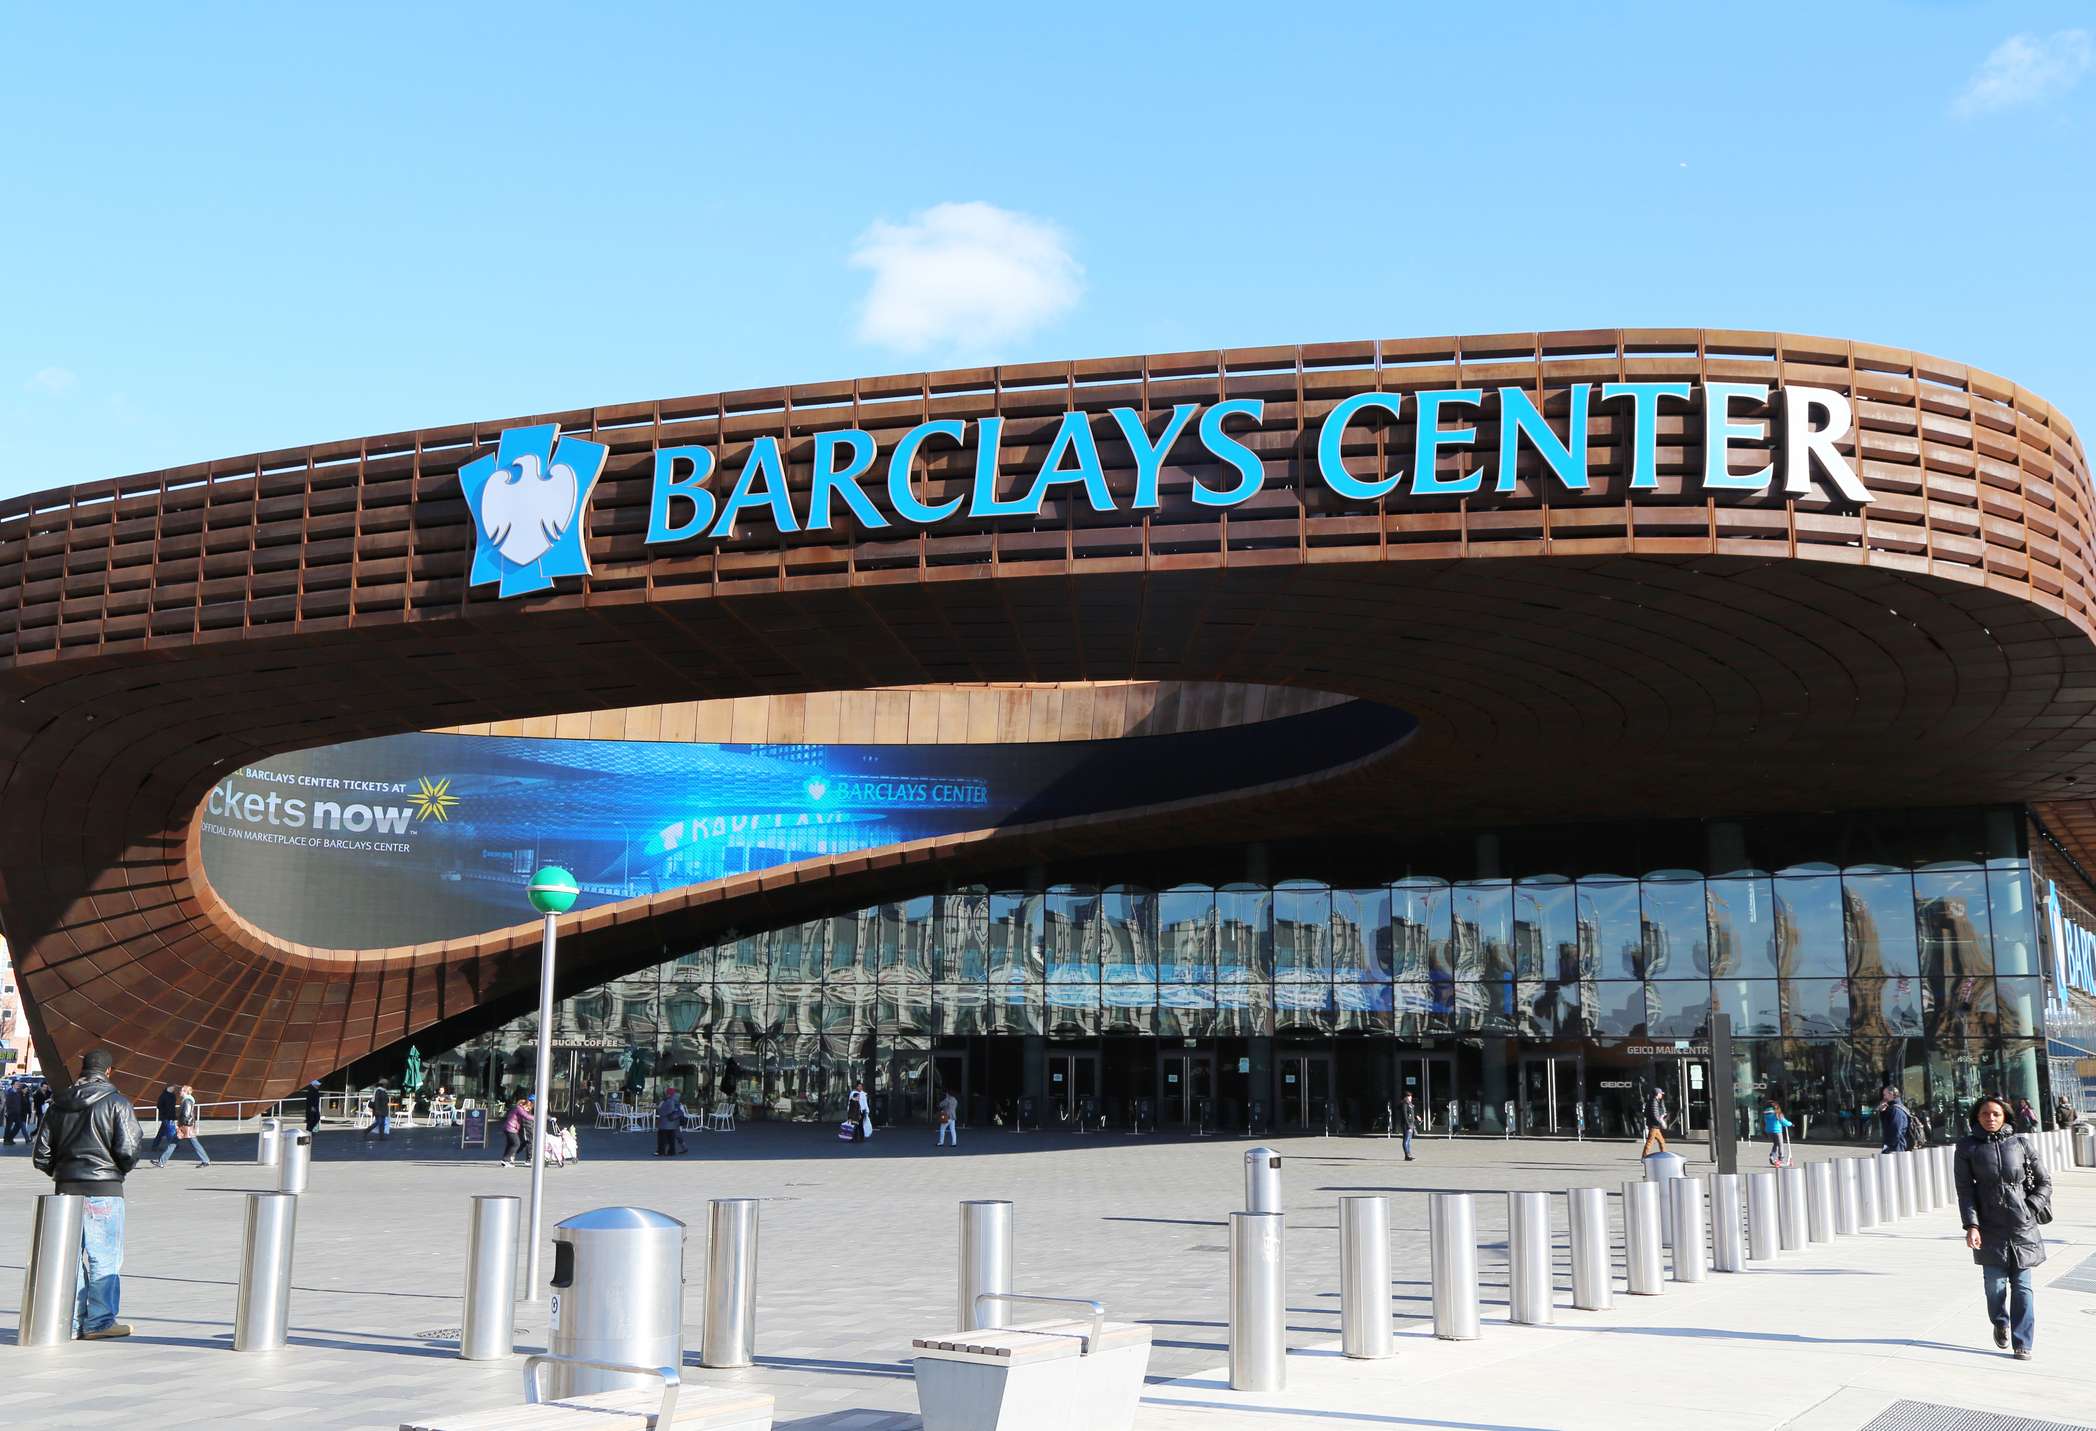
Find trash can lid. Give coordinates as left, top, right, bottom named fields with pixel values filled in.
left=555, top=1205, right=686, bottom=1232
left=1245, top=1145, right=1282, bottom=1160
left=1642, top=1150, right=1686, bottom=1176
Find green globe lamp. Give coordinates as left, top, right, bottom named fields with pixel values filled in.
left=522, top=863, right=579, bottom=1299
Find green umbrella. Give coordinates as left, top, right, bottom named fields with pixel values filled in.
left=404, top=1045, right=424, bottom=1093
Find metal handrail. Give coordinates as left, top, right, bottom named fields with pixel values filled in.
left=973, top=1293, right=1106, bottom=1353
left=522, top=1353, right=680, bottom=1425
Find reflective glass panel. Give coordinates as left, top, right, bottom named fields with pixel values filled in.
left=1098, top=887, right=1157, bottom=984
left=1332, top=887, right=1392, bottom=982
left=933, top=984, right=986, bottom=1036
left=1157, top=886, right=1217, bottom=983
left=987, top=892, right=1044, bottom=983
left=1273, top=882, right=1332, bottom=982
left=939, top=893, right=990, bottom=982
left=1577, top=881, right=1642, bottom=979
left=1514, top=880, right=1576, bottom=982
left=1997, top=977, right=2043, bottom=1037
left=1707, top=877, right=1778, bottom=979
left=1775, top=875, right=1846, bottom=977
left=1045, top=887, right=1099, bottom=983
left=1453, top=881, right=1511, bottom=982
left=1590, top=979, right=1651, bottom=1036
left=1217, top=885, right=1272, bottom=984
left=1646, top=980, right=1711, bottom=1037
left=1778, top=977, right=1851, bottom=1036
left=1711, top=979, right=1782, bottom=1037
left=1639, top=878, right=1708, bottom=978
left=1843, top=872, right=1920, bottom=979
left=1989, top=867, right=2038, bottom=976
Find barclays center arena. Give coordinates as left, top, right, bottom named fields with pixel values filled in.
left=3, top=330, right=2094, bottom=1144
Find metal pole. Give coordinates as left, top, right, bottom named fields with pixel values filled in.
left=1928, top=1146, right=1948, bottom=1209
left=1229, top=1211, right=1286, bottom=1390
left=958, top=1200, right=1013, bottom=1331
left=18, top=1194, right=85, bottom=1348
left=1710, top=1173, right=1745, bottom=1272
left=1568, top=1186, right=1612, bottom=1309
left=1508, top=1191, right=1553, bottom=1324
left=1622, top=1181, right=1663, bottom=1295
left=461, top=1195, right=520, bottom=1360
left=1429, top=1193, right=1481, bottom=1337
left=1896, top=1150, right=1917, bottom=1219
left=1806, top=1160, right=1836, bottom=1243
left=1339, top=1196, right=1393, bottom=1358
left=1835, top=1158, right=1860, bottom=1235
left=1745, top=1170, right=1779, bottom=1260
left=233, top=1192, right=298, bottom=1352
left=1856, top=1155, right=1880, bottom=1228
left=1670, top=1178, right=1709, bottom=1283
left=701, top=1198, right=759, bottom=1369
left=1777, top=1164, right=1808, bottom=1250
left=526, top=909, right=556, bottom=1302
left=277, top=1129, right=310, bottom=1194
left=1710, top=1012, right=1738, bottom=1176
left=1876, top=1153, right=1899, bottom=1221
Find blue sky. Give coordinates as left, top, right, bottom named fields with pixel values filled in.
left=2, top=4, right=2091, bottom=496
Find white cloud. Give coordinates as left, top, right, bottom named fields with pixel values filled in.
left=849, top=201, right=1082, bottom=354
left=1954, top=29, right=2092, bottom=117
left=24, top=366, right=77, bottom=396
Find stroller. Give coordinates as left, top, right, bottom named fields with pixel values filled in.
left=541, top=1116, right=580, bottom=1168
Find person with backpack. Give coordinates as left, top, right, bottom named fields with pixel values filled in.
left=1763, top=1097, right=1795, bottom=1166
left=1879, top=1090, right=1911, bottom=1152
left=153, top=1085, right=210, bottom=1167
left=1955, top=1094, right=2052, bottom=1360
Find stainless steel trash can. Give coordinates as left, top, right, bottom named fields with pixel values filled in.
left=2076, top=1124, right=2095, bottom=1168
left=547, top=1207, right=687, bottom=1399
left=256, top=1116, right=283, bottom=1169
left=277, top=1129, right=311, bottom=1194
left=1245, top=1146, right=1282, bottom=1214
left=1643, top=1150, right=1685, bottom=1247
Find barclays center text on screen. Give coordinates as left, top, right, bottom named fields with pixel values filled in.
left=643, top=381, right=1870, bottom=547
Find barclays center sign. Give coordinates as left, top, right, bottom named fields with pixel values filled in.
left=462, top=381, right=1870, bottom=598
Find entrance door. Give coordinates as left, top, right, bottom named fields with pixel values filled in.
left=931, top=1051, right=968, bottom=1127
left=1277, top=1053, right=1333, bottom=1129
left=1398, top=1053, right=1455, bottom=1131
left=1675, top=1059, right=1711, bottom=1133
left=1046, top=1051, right=1100, bottom=1124
left=1519, top=1055, right=1581, bottom=1134
left=1160, top=1051, right=1216, bottom=1127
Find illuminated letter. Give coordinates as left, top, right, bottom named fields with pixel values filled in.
left=646, top=444, right=717, bottom=544
left=966, top=417, right=1032, bottom=518
left=1781, top=385, right=1870, bottom=503
left=1599, top=382, right=1693, bottom=489
left=1193, top=399, right=1265, bottom=506
left=808, top=429, right=889, bottom=531
left=1021, top=411, right=1117, bottom=514
left=1701, top=382, right=1774, bottom=491
left=1411, top=389, right=1484, bottom=496
left=1316, top=392, right=1404, bottom=500
left=1111, top=403, right=1201, bottom=510
left=1495, top=384, right=1591, bottom=492
left=887, top=419, right=966, bottom=525
left=708, top=436, right=801, bottom=538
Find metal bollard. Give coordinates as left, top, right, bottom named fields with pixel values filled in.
left=1508, top=1192, right=1553, bottom=1325
left=1835, top=1158, right=1860, bottom=1236
left=277, top=1129, right=311, bottom=1195
left=1806, top=1161, right=1837, bottom=1243
left=1710, top=1173, right=1745, bottom=1272
left=1429, top=1193, right=1481, bottom=1337
left=1857, top=1156, right=1880, bottom=1229
left=18, top=1193, right=86, bottom=1348
left=1670, top=1178, right=1708, bottom=1283
left=1777, top=1165, right=1808, bottom=1250
left=957, top=1200, right=1012, bottom=1332
left=1229, top=1211, right=1286, bottom=1390
left=1925, top=1148, right=1944, bottom=1209
left=1339, top=1196, right=1393, bottom=1358
left=233, top=1192, right=298, bottom=1352
left=256, top=1116, right=283, bottom=1169
left=1876, top=1153, right=1899, bottom=1221
left=700, top=1198, right=760, bottom=1369
left=1896, top=1150, right=1918, bottom=1219
left=1244, top=1146, right=1282, bottom=1214
left=1568, top=1186, right=1612, bottom=1309
left=1934, top=1146, right=1953, bottom=1207
left=461, top=1195, right=520, bottom=1360
left=1622, top=1181, right=1664, bottom=1295
left=1746, top=1170, right=1780, bottom=1260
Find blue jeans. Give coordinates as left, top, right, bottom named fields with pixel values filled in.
left=1983, top=1264, right=2035, bottom=1352
left=155, top=1132, right=209, bottom=1167
left=1402, top=1125, right=1415, bottom=1157
left=151, top=1118, right=178, bottom=1153
left=73, top=1197, right=125, bottom=1335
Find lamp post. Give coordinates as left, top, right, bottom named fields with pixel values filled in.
left=524, top=865, right=579, bottom=1302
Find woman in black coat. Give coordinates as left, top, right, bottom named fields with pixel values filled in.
left=1954, top=1094, right=2053, bottom=1360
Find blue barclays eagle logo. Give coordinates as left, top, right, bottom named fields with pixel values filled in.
left=459, top=424, right=609, bottom=597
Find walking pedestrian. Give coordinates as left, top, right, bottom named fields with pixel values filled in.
left=1399, top=1091, right=1419, bottom=1161
left=31, top=1048, right=142, bottom=1339
left=1879, top=1089, right=1911, bottom=1153
left=936, top=1088, right=959, bottom=1147
left=2055, top=1096, right=2079, bottom=1130
left=655, top=1088, right=685, bottom=1156
left=1955, top=1094, right=2053, bottom=1360
left=153, top=1085, right=211, bottom=1167
left=1640, top=1085, right=1668, bottom=1156
left=2014, top=1098, right=2039, bottom=1134
left=1763, top=1097, right=1794, bottom=1166
left=847, top=1081, right=872, bottom=1142
left=2, top=1079, right=27, bottom=1144
left=302, top=1078, right=324, bottom=1134
left=365, top=1080, right=391, bottom=1140
left=499, top=1095, right=534, bottom=1166
left=150, top=1084, right=179, bottom=1158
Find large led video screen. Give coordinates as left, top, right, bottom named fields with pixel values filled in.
left=199, top=701, right=1408, bottom=949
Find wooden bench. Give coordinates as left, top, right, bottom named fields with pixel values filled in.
left=912, top=1295, right=1151, bottom=1431
left=400, top=1355, right=772, bottom=1431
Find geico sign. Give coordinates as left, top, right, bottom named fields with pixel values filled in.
left=644, top=381, right=1868, bottom=546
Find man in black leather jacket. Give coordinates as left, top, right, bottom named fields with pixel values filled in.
left=31, top=1048, right=142, bottom=1339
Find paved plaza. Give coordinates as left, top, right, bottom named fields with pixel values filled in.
left=1, top=1121, right=2093, bottom=1430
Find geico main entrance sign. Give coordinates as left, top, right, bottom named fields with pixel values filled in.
left=644, top=381, right=1867, bottom=546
